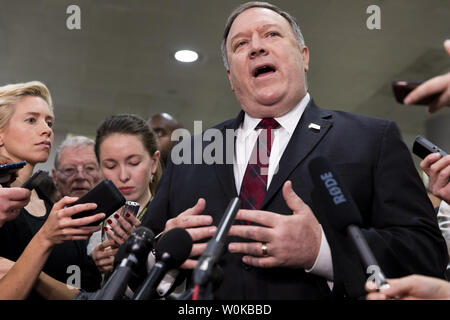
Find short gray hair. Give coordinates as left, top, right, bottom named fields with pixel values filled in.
left=221, top=1, right=306, bottom=70
left=54, top=136, right=95, bottom=168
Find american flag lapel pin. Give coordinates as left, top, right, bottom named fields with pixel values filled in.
left=308, top=123, right=321, bottom=132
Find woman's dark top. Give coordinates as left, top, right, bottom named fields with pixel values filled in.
left=0, top=186, right=101, bottom=298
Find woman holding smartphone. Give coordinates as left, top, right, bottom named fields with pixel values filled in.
left=89, top=114, right=161, bottom=274
left=0, top=81, right=105, bottom=299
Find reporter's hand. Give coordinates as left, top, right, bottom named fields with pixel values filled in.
left=420, top=153, right=450, bottom=202
left=38, top=196, right=105, bottom=246
left=91, top=239, right=118, bottom=273
left=0, top=155, right=19, bottom=187
left=0, top=187, right=31, bottom=227
left=366, top=275, right=450, bottom=300
left=104, top=212, right=141, bottom=246
left=404, top=39, right=450, bottom=113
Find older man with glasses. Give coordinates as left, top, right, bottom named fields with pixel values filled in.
left=52, top=136, right=103, bottom=199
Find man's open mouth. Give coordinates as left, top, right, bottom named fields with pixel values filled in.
left=253, top=65, right=276, bottom=78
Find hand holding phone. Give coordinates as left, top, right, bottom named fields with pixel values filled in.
left=120, top=201, right=140, bottom=217
left=40, top=196, right=106, bottom=246
left=0, top=161, right=26, bottom=186
left=401, top=41, right=450, bottom=113
left=414, top=136, right=450, bottom=202
left=413, top=136, right=447, bottom=159
left=70, top=179, right=126, bottom=226
left=392, top=81, right=442, bottom=105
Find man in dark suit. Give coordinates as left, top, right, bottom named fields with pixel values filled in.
left=143, top=2, right=448, bottom=299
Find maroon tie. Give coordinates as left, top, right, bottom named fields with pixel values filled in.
left=239, top=118, right=280, bottom=210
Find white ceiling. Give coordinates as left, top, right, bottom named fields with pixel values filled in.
left=1, top=0, right=449, bottom=168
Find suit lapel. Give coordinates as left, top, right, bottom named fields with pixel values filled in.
left=212, top=111, right=244, bottom=201
left=261, top=100, right=333, bottom=209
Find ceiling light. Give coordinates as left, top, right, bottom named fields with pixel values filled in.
left=174, top=50, right=199, bottom=63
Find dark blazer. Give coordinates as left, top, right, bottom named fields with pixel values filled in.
left=143, top=99, right=448, bottom=299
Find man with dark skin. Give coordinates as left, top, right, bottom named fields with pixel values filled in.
left=147, top=113, right=183, bottom=166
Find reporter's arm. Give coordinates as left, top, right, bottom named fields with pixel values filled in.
left=33, top=271, right=79, bottom=300
left=0, top=229, right=53, bottom=299
left=366, top=274, right=450, bottom=300
left=0, top=197, right=104, bottom=299
left=0, top=246, right=80, bottom=300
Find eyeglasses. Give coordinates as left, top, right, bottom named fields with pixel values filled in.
left=57, top=165, right=99, bottom=178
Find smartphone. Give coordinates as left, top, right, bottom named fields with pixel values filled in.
left=70, top=179, right=126, bottom=226
left=21, top=170, right=49, bottom=190
left=392, top=81, right=441, bottom=105
left=120, top=201, right=140, bottom=217
left=413, top=136, right=448, bottom=159
left=0, top=161, right=26, bottom=184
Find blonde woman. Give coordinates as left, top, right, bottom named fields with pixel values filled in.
left=0, top=81, right=105, bottom=299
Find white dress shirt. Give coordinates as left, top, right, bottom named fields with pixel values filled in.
left=438, top=201, right=450, bottom=218
left=233, top=93, right=334, bottom=282
left=437, top=201, right=450, bottom=267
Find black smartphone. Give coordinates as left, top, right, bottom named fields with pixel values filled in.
left=70, top=179, right=126, bottom=226
left=21, top=170, right=49, bottom=190
left=392, top=81, right=441, bottom=105
left=0, top=161, right=26, bottom=185
left=413, top=136, right=448, bottom=159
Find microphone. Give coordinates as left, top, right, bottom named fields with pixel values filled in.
left=92, top=226, right=155, bottom=300
left=308, top=156, right=390, bottom=290
left=133, top=228, right=192, bottom=300
left=193, top=197, right=240, bottom=288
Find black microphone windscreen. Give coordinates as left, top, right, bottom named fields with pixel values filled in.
left=155, top=228, right=192, bottom=269
left=114, top=226, right=155, bottom=270
left=132, top=226, right=155, bottom=239
left=130, top=226, right=155, bottom=247
left=126, top=226, right=155, bottom=259
left=308, top=156, right=363, bottom=231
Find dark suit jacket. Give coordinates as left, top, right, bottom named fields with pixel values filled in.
left=143, top=99, right=448, bottom=299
